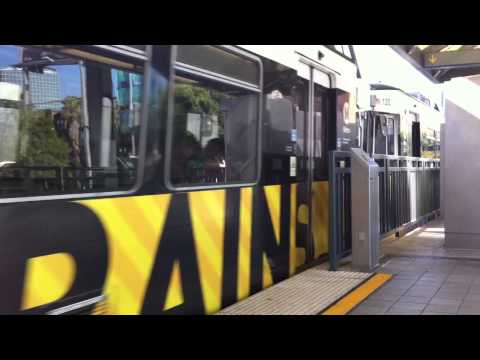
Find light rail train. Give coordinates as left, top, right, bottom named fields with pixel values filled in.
left=0, top=45, right=439, bottom=314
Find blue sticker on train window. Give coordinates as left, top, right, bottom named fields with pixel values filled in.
left=291, top=129, right=297, bottom=142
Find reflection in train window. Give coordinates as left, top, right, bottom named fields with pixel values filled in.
left=422, top=127, right=439, bottom=159
left=170, top=73, right=258, bottom=186
left=0, top=45, right=144, bottom=198
left=177, top=45, right=259, bottom=86
left=363, top=112, right=373, bottom=155
left=400, top=112, right=416, bottom=156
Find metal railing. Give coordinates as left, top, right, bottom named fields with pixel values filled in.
left=0, top=165, right=136, bottom=196
left=328, top=150, right=441, bottom=269
left=374, top=154, right=440, bottom=237
left=329, top=151, right=352, bottom=270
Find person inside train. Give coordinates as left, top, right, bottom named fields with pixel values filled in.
left=171, top=132, right=204, bottom=184
left=204, top=138, right=225, bottom=183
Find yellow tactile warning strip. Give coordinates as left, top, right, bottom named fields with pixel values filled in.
left=216, top=268, right=372, bottom=315
left=321, top=273, right=392, bottom=315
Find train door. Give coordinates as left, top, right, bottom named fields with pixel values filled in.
left=295, top=63, right=330, bottom=267
left=261, top=57, right=330, bottom=271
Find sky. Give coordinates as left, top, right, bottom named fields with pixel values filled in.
left=0, top=45, right=83, bottom=99
left=0, top=45, right=120, bottom=100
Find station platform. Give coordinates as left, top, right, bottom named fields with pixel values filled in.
left=216, top=220, right=480, bottom=315
left=350, top=220, right=480, bottom=315
left=216, top=267, right=391, bottom=315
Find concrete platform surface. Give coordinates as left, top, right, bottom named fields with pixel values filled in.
left=351, top=220, right=480, bottom=315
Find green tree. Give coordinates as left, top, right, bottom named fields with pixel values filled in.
left=16, top=107, right=70, bottom=167
left=175, top=84, right=221, bottom=115
left=175, top=83, right=229, bottom=134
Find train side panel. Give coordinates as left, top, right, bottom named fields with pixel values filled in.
left=0, top=182, right=329, bottom=314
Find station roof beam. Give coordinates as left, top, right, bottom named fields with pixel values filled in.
left=392, top=45, right=480, bottom=83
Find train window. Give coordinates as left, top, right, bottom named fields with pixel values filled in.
left=400, top=111, right=416, bottom=157
left=362, top=112, right=374, bottom=156
left=362, top=113, right=369, bottom=154
left=313, top=83, right=327, bottom=179
left=176, top=45, right=259, bottom=86
left=412, top=121, right=421, bottom=157
left=421, top=127, right=437, bottom=159
left=396, top=117, right=401, bottom=156
left=387, top=117, right=395, bottom=155
left=374, top=115, right=387, bottom=155
left=168, top=70, right=259, bottom=187
left=0, top=45, right=145, bottom=199
left=261, top=57, right=308, bottom=184
left=357, top=112, right=366, bottom=153
left=167, top=46, right=261, bottom=189
left=293, top=80, right=308, bottom=180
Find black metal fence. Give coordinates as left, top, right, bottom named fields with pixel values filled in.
left=375, top=155, right=440, bottom=237
left=328, top=150, right=441, bottom=270
left=0, top=165, right=136, bottom=196
left=329, top=151, right=352, bottom=270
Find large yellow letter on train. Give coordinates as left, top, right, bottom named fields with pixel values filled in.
left=21, top=253, right=76, bottom=310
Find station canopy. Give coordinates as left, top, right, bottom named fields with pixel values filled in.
left=394, top=45, right=480, bottom=83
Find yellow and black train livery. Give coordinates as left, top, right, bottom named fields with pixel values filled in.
left=0, top=45, right=359, bottom=314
